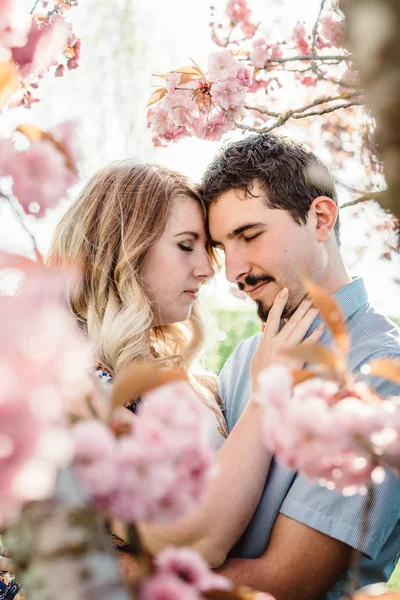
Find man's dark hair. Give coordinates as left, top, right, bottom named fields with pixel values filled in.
left=200, top=133, right=340, bottom=239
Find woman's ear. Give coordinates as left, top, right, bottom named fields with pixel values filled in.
left=310, top=196, right=338, bottom=242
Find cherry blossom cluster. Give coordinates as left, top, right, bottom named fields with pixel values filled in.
left=0, top=0, right=80, bottom=108
left=0, top=120, right=80, bottom=217
left=0, top=257, right=97, bottom=527
left=147, top=49, right=253, bottom=145
left=258, top=366, right=400, bottom=496
left=73, top=380, right=215, bottom=526
left=148, top=1, right=374, bottom=183
left=138, top=547, right=233, bottom=600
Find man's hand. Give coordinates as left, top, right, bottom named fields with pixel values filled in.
left=250, top=289, right=324, bottom=389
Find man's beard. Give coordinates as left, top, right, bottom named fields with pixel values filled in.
left=237, top=273, right=297, bottom=323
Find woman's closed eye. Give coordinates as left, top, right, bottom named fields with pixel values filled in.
left=178, top=243, right=193, bottom=252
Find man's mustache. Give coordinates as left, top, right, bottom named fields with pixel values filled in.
left=237, top=274, right=275, bottom=291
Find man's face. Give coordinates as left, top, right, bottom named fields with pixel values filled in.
left=208, top=181, right=323, bottom=321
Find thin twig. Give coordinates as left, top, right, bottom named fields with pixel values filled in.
left=264, top=53, right=348, bottom=65
left=1, top=193, right=44, bottom=264
left=340, top=190, right=388, bottom=209
left=30, top=0, right=41, bottom=13
left=245, top=91, right=361, bottom=119
left=293, top=100, right=363, bottom=119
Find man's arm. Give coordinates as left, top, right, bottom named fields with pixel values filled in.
left=217, top=514, right=353, bottom=600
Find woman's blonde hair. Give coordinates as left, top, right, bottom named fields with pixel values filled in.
left=48, top=160, right=217, bottom=395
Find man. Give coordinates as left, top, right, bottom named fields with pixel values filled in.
left=201, top=133, right=400, bottom=600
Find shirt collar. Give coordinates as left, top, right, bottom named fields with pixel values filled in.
left=306, top=277, right=369, bottom=341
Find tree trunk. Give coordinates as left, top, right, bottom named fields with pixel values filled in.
left=342, top=0, right=400, bottom=219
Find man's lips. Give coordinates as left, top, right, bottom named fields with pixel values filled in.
left=246, top=281, right=272, bottom=299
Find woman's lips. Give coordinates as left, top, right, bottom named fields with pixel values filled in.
left=184, top=290, right=198, bottom=299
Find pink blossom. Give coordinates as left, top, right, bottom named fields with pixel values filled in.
left=259, top=368, right=400, bottom=494
left=1, top=139, right=75, bottom=216
left=207, top=49, right=240, bottom=82
left=211, top=79, right=245, bottom=116
left=156, top=547, right=232, bottom=592
left=292, top=23, right=310, bottom=55
left=73, top=381, right=215, bottom=525
left=192, top=112, right=233, bottom=142
left=139, top=573, right=200, bottom=600
left=320, top=14, right=344, bottom=48
left=0, top=0, right=31, bottom=51
left=237, top=65, right=253, bottom=87
left=250, top=38, right=269, bottom=69
left=11, top=17, right=70, bottom=78
left=0, top=257, right=95, bottom=526
left=226, top=0, right=252, bottom=25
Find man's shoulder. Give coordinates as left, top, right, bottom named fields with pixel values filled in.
left=350, top=303, right=400, bottom=361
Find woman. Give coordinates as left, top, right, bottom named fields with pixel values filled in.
left=0, top=161, right=322, bottom=577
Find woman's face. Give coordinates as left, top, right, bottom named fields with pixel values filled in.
left=141, top=195, right=214, bottom=326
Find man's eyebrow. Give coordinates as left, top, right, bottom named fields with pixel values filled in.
left=211, top=222, right=265, bottom=248
left=174, top=231, right=199, bottom=240
left=228, top=222, right=265, bottom=239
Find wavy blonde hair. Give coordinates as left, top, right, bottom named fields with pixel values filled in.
left=48, top=160, right=217, bottom=396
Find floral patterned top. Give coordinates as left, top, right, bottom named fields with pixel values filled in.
left=94, top=365, right=228, bottom=448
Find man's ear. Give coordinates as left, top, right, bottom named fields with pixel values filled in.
left=310, top=196, right=338, bottom=242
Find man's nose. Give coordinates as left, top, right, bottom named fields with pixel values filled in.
left=224, top=250, right=251, bottom=284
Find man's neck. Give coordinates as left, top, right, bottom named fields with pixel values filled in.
left=319, top=258, right=351, bottom=296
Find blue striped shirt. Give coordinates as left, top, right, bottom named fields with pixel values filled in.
left=219, top=277, right=400, bottom=599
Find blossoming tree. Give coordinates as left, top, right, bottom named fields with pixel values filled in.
left=146, top=0, right=399, bottom=225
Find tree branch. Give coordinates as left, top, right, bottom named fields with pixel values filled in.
left=340, top=189, right=388, bottom=209
left=1, top=193, right=44, bottom=264
left=292, top=99, right=363, bottom=119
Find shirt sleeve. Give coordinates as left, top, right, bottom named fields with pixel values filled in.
left=280, top=468, right=400, bottom=559
left=280, top=356, right=400, bottom=560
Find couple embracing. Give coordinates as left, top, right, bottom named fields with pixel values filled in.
left=3, top=133, right=400, bottom=600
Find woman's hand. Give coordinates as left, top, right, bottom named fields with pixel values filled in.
left=0, top=544, right=14, bottom=573
left=250, top=287, right=324, bottom=392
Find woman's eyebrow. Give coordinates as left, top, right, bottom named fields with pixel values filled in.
left=174, top=231, right=200, bottom=239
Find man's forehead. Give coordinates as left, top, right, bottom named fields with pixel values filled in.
left=208, top=188, right=268, bottom=239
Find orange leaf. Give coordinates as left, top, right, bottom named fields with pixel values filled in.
left=179, top=72, right=202, bottom=85
left=17, top=124, right=75, bottom=171
left=0, top=61, right=19, bottom=108
left=304, top=278, right=349, bottom=355
left=172, top=65, right=204, bottom=76
left=152, top=73, right=169, bottom=80
left=362, top=358, right=400, bottom=385
left=144, top=87, right=167, bottom=108
left=285, top=343, right=346, bottom=373
left=110, top=362, right=187, bottom=412
left=291, top=369, right=320, bottom=386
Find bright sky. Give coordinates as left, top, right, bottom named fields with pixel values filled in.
left=1, top=0, right=400, bottom=317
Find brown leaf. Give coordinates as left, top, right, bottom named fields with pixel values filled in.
left=285, top=343, right=346, bottom=373
left=291, top=369, right=320, bottom=386
left=172, top=65, right=204, bottom=76
left=363, top=358, right=400, bottom=385
left=0, top=61, right=19, bottom=108
left=304, top=278, right=349, bottom=355
left=179, top=72, right=202, bottom=86
left=17, top=124, right=75, bottom=171
left=144, top=87, right=167, bottom=108
left=152, top=73, right=169, bottom=80
left=110, top=362, right=187, bottom=412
